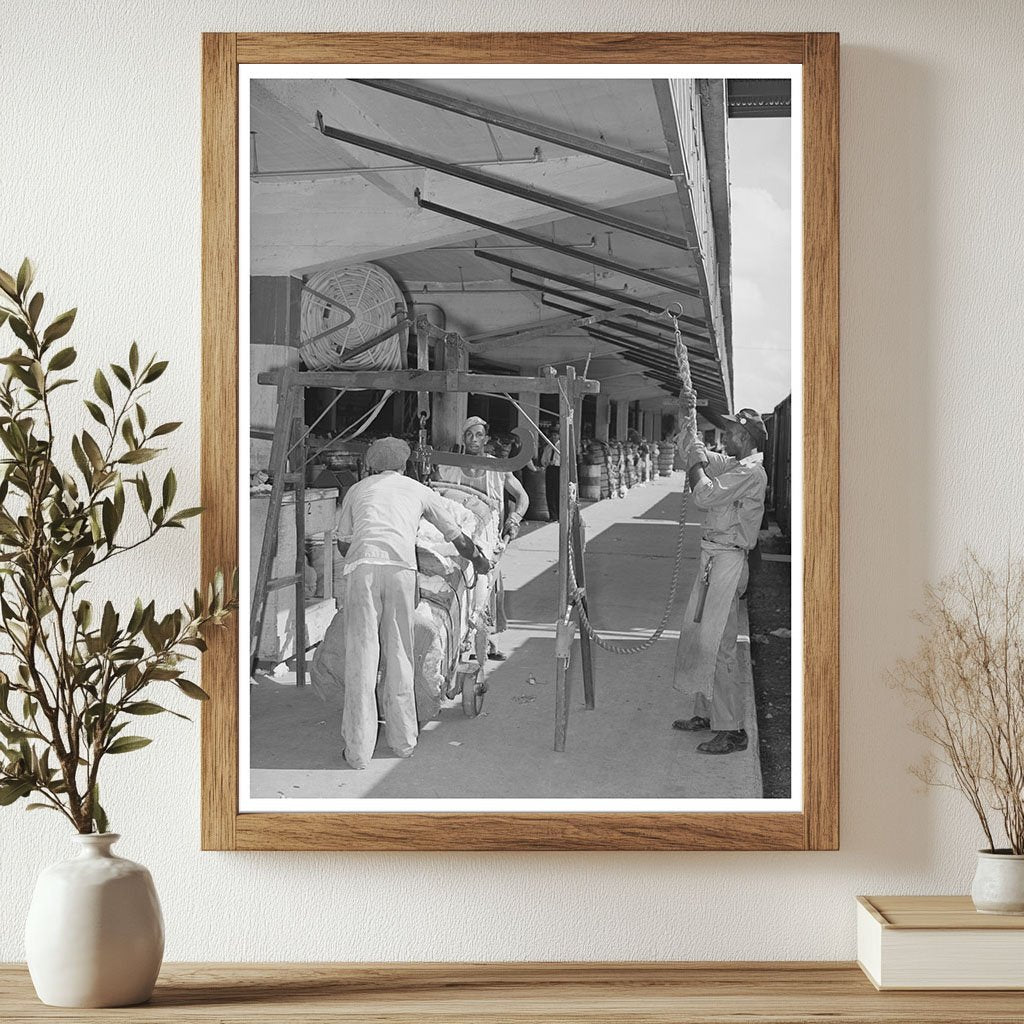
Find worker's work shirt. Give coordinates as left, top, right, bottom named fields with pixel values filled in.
left=436, top=460, right=506, bottom=538
left=691, top=451, right=767, bottom=551
left=540, top=443, right=560, bottom=468
left=336, top=471, right=463, bottom=575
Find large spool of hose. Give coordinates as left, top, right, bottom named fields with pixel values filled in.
left=299, top=263, right=406, bottom=371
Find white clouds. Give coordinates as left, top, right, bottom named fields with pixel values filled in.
left=727, top=118, right=794, bottom=414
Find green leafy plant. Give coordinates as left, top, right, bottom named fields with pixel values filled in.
left=0, top=259, right=236, bottom=833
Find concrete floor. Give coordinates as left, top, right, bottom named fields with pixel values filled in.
left=249, top=472, right=763, bottom=802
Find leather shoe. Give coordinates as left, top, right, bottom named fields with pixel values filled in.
left=487, top=648, right=507, bottom=661
left=697, top=729, right=748, bottom=754
left=672, top=716, right=710, bottom=732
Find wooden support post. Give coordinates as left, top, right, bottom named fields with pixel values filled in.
left=433, top=333, right=468, bottom=451
left=414, top=313, right=429, bottom=419
left=291, top=393, right=307, bottom=687
left=595, top=395, right=611, bottom=442
left=568, top=428, right=595, bottom=714
left=642, top=401, right=660, bottom=443
left=518, top=387, right=541, bottom=453
left=554, top=369, right=573, bottom=752
left=571, top=508, right=595, bottom=711
left=613, top=400, right=629, bottom=442
left=569, top=378, right=595, bottom=711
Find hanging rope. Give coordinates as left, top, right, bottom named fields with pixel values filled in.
left=563, top=303, right=701, bottom=655
left=287, top=389, right=347, bottom=458
left=500, top=392, right=559, bottom=457
left=668, top=302, right=698, bottom=451
left=302, top=389, right=395, bottom=469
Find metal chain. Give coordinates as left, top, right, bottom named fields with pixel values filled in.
left=566, top=485, right=691, bottom=655
left=562, top=314, right=699, bottom=655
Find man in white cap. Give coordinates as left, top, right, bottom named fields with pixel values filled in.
left=436, top=415, right=529, bottom=660
left=671, top=405, right=768, bottom=755
left=335, top=436, right=490, bottom=769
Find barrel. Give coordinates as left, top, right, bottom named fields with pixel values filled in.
left=579, top=462, right=602, bottom=501
left=523, top=466, right=550, bottom=522
left=657, top=442, right=676, bottom=476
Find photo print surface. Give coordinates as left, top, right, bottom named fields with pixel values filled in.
left=240, top=66, right=801, bottom=813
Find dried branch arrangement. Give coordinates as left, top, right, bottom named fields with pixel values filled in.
left=0, top=259, right=236, bottom=833
left=895, top=552, right=1024, bottom=853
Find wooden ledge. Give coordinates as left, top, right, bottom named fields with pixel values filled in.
left=2, top=962, right=1022, bottom=1022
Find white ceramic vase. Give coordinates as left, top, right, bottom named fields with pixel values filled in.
left=970, top=850, right=1024, bottom=915
left=25, top=833, right=164, bottom=1007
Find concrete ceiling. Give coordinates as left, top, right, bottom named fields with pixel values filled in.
left=250, top=77, right=731, bottom=408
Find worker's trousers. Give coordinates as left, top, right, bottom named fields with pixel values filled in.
left=673, top=546, right=749, bottom=732
left=342, top=563, right=418, bottom=769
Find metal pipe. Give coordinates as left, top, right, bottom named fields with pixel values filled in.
left=416, top=193, right=700, bottom=298
left=251, top=149, right=543, bottom=182
left=477, top=250, right=690, bottom=320
left=539, top=295, right=719, bottom=370
left=512, top=272, right=711, bottom=344
left=316, top=112, right=693, bottom=252
left=350, top=79, right=672, bottom=179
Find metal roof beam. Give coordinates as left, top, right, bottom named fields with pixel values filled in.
left=316, top=113, right=693, bottom=252
left=537, top=296, right=693, bottom=366
left=467, top=304, right=639, bottom=351
left=416, top=193, right=700, bottom=298
left=478, top=250, right=671, bottom=318
left=350, top=79, right=673, bottom=179
left=518, top=275, right=712, bottom=347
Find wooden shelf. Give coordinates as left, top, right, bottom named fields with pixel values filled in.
left=3, top=962, right=1024, bottom=1022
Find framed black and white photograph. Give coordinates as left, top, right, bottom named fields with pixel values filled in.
left=201, top=33, right=839, bottom=851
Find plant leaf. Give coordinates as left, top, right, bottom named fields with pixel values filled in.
left=93, top=369, right=113, bottom=409
left=43, top=308, right=76, bottom=343
left=16, top=258, right=34, bottom=298
left=142, top=360, right=168, bottom=383
left=27, top=292, right=43, bottom=328
left=81, top=431, right=105, bottom=471
left=129, top=342, right=139, bottom=375
left=168, top=507, right=203, bottom=525
left=162, top=468, right=176, bottom=508
left=83, top=400, right=106, bottom=427
left=110, top=363, right=131, bottom=389
left=48, top=346, right=77, bottom=371
left=150, top=421, right=181, bottom=438
left=175, top=679, right=210, bottom=701
left=0, top=779, right=33, bottom=805
left=105, top=735, right=152, bottom=754
left=118, top=448, right=157, bottom=465
left=0, top=269, right=18, bottom=300
left=136, top=473, right=152, bottom=513
left=121, top=418, right=137, bottom=449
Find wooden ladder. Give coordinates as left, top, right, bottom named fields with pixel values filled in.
left=251, top=369, right=309, bottom=685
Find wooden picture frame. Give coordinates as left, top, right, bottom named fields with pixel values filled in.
left=201, top=32, right=838, bottom=851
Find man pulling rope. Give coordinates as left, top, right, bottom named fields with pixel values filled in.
left=671, top=402, right=768, bottom=755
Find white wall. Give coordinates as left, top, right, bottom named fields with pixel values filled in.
left=2, top=0, right=1022, bottom=961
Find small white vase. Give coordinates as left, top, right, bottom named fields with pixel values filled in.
left=971, top=849, right=1024, bottom=915
left=25, top=833, right=164, bottom=1007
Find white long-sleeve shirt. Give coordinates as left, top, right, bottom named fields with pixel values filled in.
left=335, top=471, right=462, bottom=575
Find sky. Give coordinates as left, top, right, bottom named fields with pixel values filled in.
left=726, top=114, right=793, bottom=415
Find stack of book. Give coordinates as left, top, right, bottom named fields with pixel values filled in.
left=857, top=895, right=1024, bottom=989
